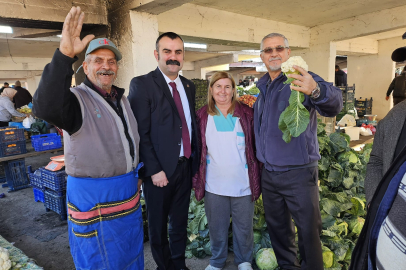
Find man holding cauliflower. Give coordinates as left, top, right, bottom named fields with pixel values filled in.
left=253, top=33, right=343, bottom=270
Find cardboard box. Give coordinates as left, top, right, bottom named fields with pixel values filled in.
left=345, top=127, right=360, bottom=141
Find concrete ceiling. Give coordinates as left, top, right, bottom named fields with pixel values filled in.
left=0, top=38, right=59, bottom=58
left=184, top=50, right=223, bottom=62
left=192, top=0, right=405, bottom=27
left=365, top=27, right=406, bottom=41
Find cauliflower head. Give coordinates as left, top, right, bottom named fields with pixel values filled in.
left=281, top=56, right=308, bottom=74
left=0, top=247, right=11, bottom=270
left=281, top=56, right=308, bottom=85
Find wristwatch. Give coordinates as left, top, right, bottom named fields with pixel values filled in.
left=310, top=83, right=321, bottom=99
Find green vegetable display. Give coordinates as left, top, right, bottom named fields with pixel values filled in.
left=183, top=121, right=373, bottom=270
left=237, top=85, right=260, bottom=96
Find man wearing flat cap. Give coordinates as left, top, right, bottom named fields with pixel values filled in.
left=33, top=7, right=143, bottom=269
left=350, top=45, right=406, bottom=270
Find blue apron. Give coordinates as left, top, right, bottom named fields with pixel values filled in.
left=67, top=163, right=144, bottom=270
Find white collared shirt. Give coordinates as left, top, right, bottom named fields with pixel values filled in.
left=158, top=67, right=192, bottom=157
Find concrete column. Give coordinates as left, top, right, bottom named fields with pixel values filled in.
left=109, top=9, right=158, bottom=93
left=26, top=77, right=37, bottom=95
left=296, top=42, right=336, bottom=83
left=130, top=11, right=159, bottom=77
left=347, top=36, right=406, bottom=119
left=182, top=69, right=203, bottom=80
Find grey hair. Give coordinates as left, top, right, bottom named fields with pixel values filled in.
left=84, top=54, right=92, bottom=63
left=260, top=33, right=289, bottom=50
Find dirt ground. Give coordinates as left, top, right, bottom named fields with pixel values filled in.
left=0, top=148, right=238, bottom=270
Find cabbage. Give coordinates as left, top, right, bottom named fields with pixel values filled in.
left=254, top=231, right=262, bottom=244
left=348, top=216, right=365, bottom=235
left=253, top=214, right=266, bottom=230
left=337, top=151, right=359, bottom=164
left=322, top=246, right=334, bottom=268
left=255, top=248, right=278, bottom=270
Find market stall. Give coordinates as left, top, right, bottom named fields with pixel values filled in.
left=0, top=235, right=43, bottom=270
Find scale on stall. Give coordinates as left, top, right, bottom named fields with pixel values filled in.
left=45, top=155, right=65, bottom=171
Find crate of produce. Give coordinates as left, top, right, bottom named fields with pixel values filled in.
left=33, top=187, right=45, bottom=203
left=0, top=127, right=25, bottom=143
left=31, top=133, right=62, bottom=152
left=0, top=140, right=27, bottom=157
left=356, top=107, right=372, bottom=117
left=39, top=167, right=67, bottom=193
left=340, top=86, right=355, bottom=103
left=44, top=188, right=67, bottom=220
left=28, top=170, right=42, bottom=188
left=355, top=98, right=373, bottom=108
left=2, top=159, right=30, bottom=192
left=342, top=91, right=355, bottom=102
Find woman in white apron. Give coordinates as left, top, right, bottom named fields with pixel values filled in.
left=193, top=72, right=262, bottom=270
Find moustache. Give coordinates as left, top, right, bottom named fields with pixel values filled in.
left=166, top=60, right=180, bottom=66
left=96, top=70, right=116, bottom=76
left=269, top=57, right=282, bottom=62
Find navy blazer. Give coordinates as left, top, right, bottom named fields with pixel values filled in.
left=128, top=68, right=199, bottom=179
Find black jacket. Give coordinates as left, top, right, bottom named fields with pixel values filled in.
left=13, top=86, right=32, bottom=109
left=32, top=49, right=135, bottom=158
left=386, top=73, right=406, bottom=98
left=128, top=68, right=199, bottom=179
left=335, top=69, right=347, bottom=87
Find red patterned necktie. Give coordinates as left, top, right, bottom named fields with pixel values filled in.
left=169, top=82, right=191, bottom=158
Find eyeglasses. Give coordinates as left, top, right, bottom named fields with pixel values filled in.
left=260, top=46, right=289, bottom=54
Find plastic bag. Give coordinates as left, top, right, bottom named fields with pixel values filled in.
left=360, top=127, right=373, bottom=136
left=361, top=123, right=376, bottom=135
left=22, top=115, right=35, bottom=129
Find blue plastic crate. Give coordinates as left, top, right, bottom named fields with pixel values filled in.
left=8, top=122, right=24, bottom=129
left=28, top=170, right=42, bottom=188
left=31, top=133, right=62, bottom=152
left=33, top=187, right=44, bottom=203
left=3, top=159, right=30, bottom=192
left=0, top=127, right=25, bottom=143
left=0, top=140, right=27, bottom=157
left=39, top=168, right=67, bottom=193
left=44, top=189, right=67, bottom=220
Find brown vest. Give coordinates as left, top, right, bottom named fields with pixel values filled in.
left=63, top=83, right=139, bottom=178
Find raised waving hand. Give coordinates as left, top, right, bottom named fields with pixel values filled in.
left=60, top=6, right=95, bottom=58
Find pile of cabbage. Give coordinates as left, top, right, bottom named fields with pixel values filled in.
left=186, top=121, right=372, bottom=270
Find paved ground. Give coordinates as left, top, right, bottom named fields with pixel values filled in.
left=0, top=148, right=238, bottom=270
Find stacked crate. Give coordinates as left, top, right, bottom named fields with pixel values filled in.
left=28, top=168, right=44, bottom=203
left=40, top=168, right=68, bottom=220
left=0, top=127, right=27, bottom=157
left=0, top=127, right=29, bottom=192
left=355, top=98, right=373, bottom=117
left=336, top=84, right=356, bottom=121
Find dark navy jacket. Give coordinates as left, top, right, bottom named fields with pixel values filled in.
left=253, top=71, right=342, bottom=171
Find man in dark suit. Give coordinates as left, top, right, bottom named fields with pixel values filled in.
left=128, top=32, right=199, bottom=270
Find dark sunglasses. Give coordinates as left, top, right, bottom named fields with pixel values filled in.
left=260, top=46, right=289, bottom=54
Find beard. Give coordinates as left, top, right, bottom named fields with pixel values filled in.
left=267, top=57, right=282, bottom=71
left=95, top=70, right=116, bottom=92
